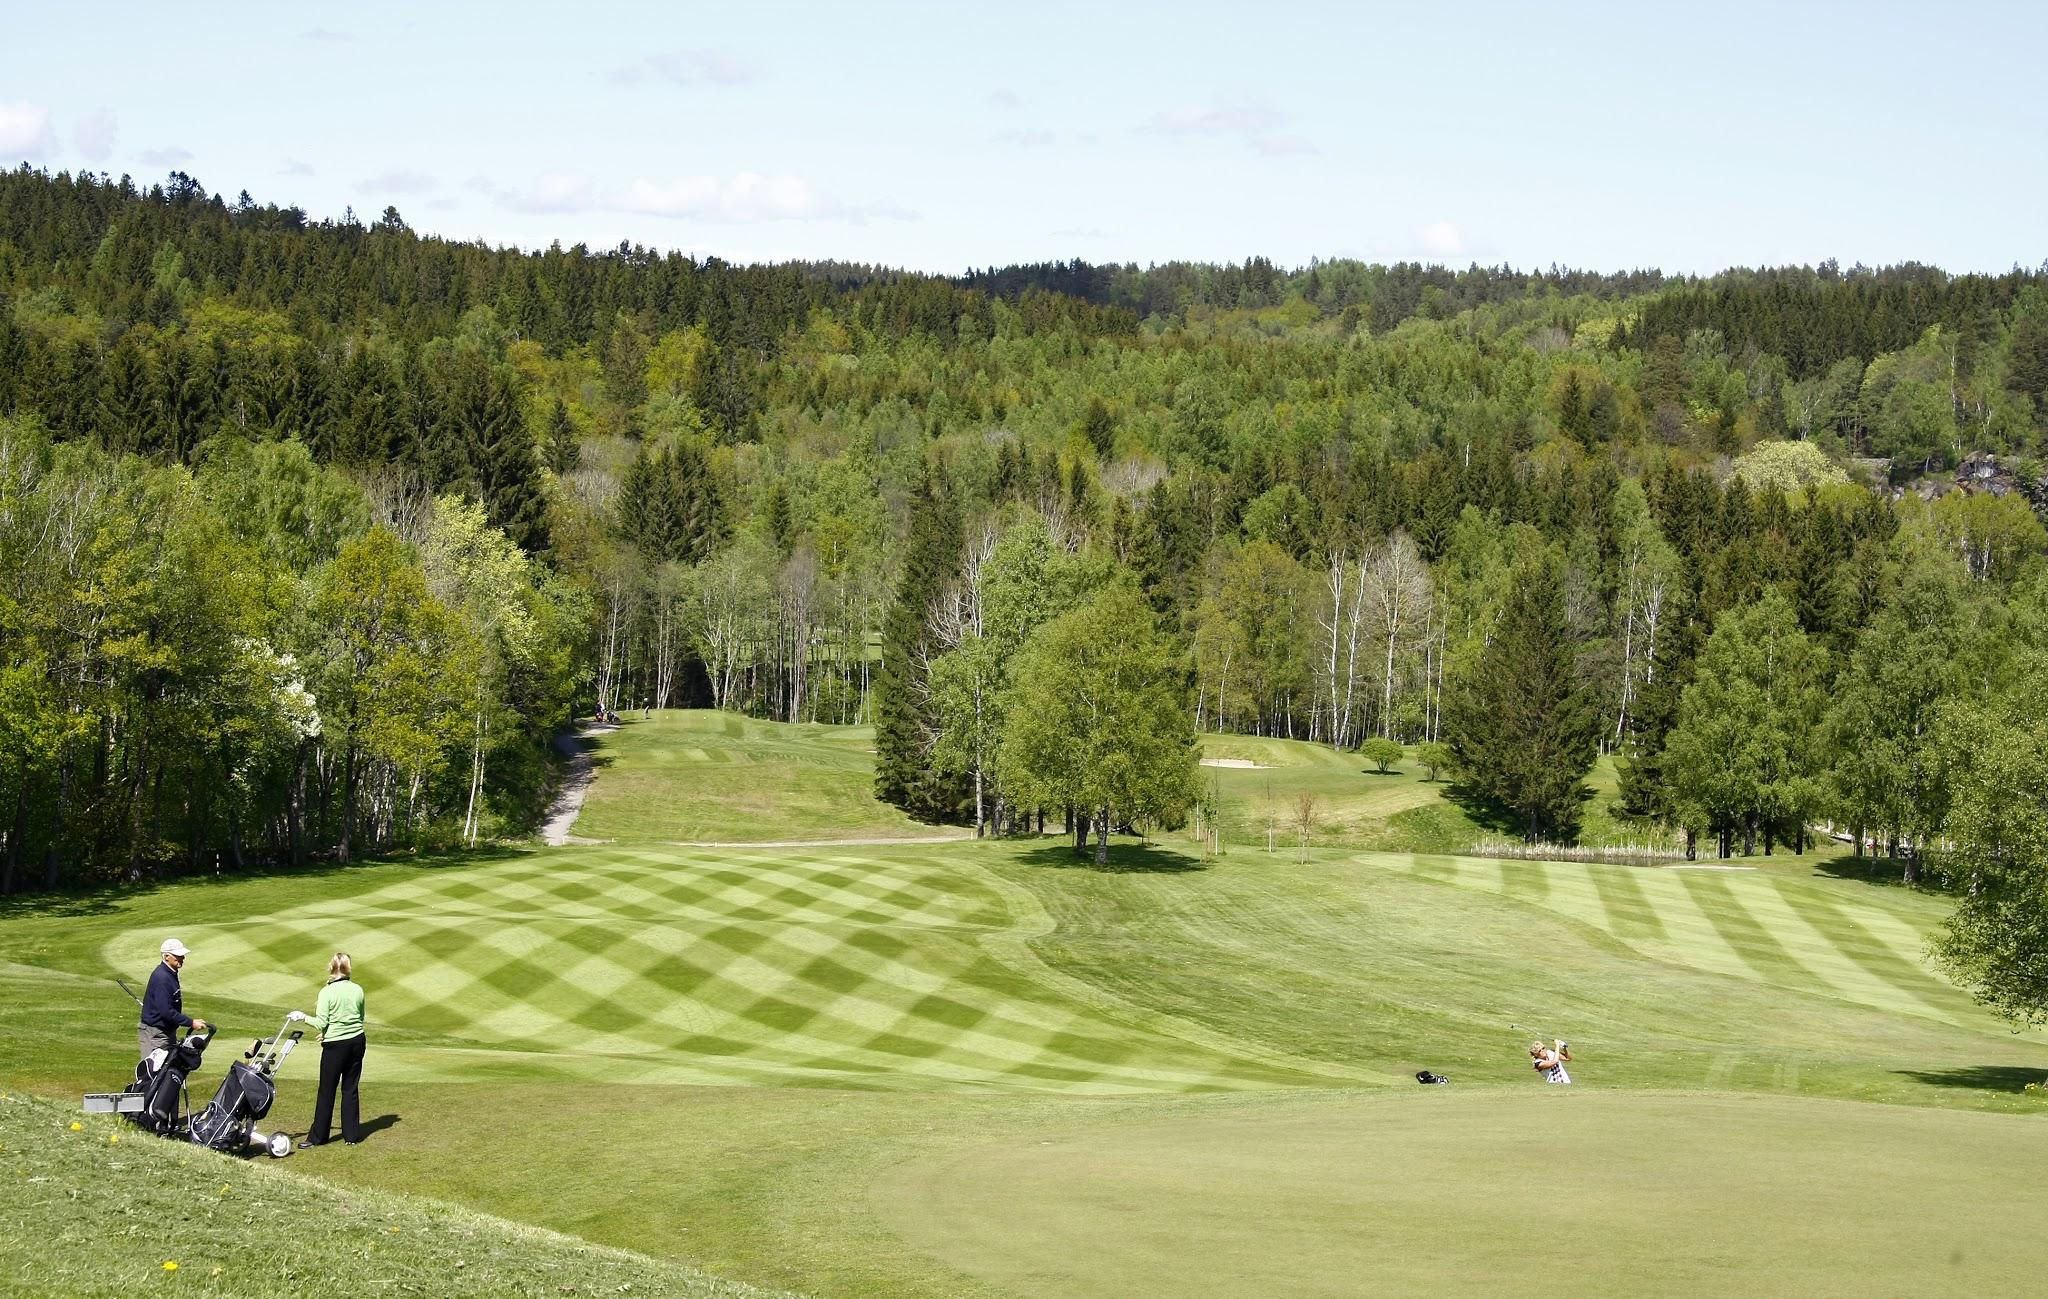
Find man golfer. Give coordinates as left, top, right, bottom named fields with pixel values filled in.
left=139, top=938, right=208, bottom=1062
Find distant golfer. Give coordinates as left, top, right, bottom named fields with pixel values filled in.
left=288, top=952, right=368, bottom=1147
left=139, top=938, right=208, bottom=1062
left=1531, top=1038, right=1573, bottom=1085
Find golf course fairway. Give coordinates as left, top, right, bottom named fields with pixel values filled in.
left=5, top=713, right=2047, bottom=1297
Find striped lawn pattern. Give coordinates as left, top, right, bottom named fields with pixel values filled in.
left=1365, top=852, right=1989, bottom=1028
left=108, top=846, right=1334, bottom=1094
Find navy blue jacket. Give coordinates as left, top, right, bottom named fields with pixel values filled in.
left=141, top=960, right=190, bottom=1031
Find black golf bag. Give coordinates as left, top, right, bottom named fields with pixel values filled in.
left=188, top=1061, right=277, bottom=1152
left=126, top=1031, right=210, bottom=1135
left=188, top=1017, right=304, bottom=1156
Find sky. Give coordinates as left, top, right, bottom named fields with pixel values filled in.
left=2, top=1, right=2044, bottom=276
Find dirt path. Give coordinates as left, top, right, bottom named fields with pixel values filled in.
left=541, top=724, right=613, bottom=846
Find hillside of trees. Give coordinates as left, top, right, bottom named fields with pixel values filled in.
left=4, top=165, right=2048, bottom=900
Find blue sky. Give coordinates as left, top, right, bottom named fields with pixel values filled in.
left=3, top=2, right=2042, bottom=274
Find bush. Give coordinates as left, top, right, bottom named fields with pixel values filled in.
left=1361, top=736, right=1404, bottom=774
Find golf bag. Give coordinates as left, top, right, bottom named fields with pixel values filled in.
left=189, top=1017, right=303, bottom=1156
left=126, top=1031, right=211, bottom=1135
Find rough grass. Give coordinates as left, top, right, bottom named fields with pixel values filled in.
left=570, top=710, right=962, bottom=845
left=0, top=1091, right=792, bottom=1299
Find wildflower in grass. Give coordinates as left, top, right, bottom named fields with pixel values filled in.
left=68, top=1121, right=81, bottom=1131
left=162, top=1260, right=178, bottom=1271
left=109, top=1134, right=118, bottom=1144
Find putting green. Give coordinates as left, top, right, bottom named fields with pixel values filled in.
left=874, top=1089, right=2048, bottom=1299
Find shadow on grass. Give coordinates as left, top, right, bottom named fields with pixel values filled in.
left=1895, top=1065, right=2047, bottom=1093
left=357, top=1113, right=401, bottom=1141
left=1016, top=843, right=1207, bottom=875
left=1809, top=852, right=1950, bottom=893
left=0, top=845, right=535, bottom=920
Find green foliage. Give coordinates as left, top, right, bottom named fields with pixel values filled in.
left=1443, top=554, right=1601, bottom=841
left=1665, top=591, right=1828, bottom=856
left=873, top=468, right=965, bottom=820
left=1731, top=439, right=1849, bottom=494
left=1000, top=583, right=1200, bottom=861
left=1415, top=740, right=1451, bottom=781
left=1930, top=688, right=2048, bottom=1026
left=1360, top=736, right=1403, bottom=773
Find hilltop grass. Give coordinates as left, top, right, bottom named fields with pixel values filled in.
left=5, top=714, right=2048, bottom=1297
left=0, top=1091, right=792, bottom=1299
left=570, top=711, right=963, bottom=844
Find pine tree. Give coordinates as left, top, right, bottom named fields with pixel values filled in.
left=544, top=397, right=580, bottom=475
left=874, top=467, right=965, bottom=819
left=1443, top=554, right=1601, bottom=841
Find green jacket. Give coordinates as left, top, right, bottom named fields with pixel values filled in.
left=306, top=977, right=366, bottom=1043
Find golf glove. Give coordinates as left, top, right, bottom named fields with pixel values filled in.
left=285, top=1010, right=307, bottom=1022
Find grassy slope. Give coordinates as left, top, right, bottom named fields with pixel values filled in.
left=1197, top=734, right=1669, bottom=852
left=0, top=1091, right=791, bottom=1299
left=571, top=711, right=962, bottom=844
left=6, top=714, right=2048, bottom=1298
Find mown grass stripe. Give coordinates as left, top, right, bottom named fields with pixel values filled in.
left=1674, top=870, right=1821, bottom=989
left=1585, top=864, right=1667, bottom=940
left=1769, top=881, right=1975, bottom=1021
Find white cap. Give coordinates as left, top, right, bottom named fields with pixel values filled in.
left=160, top=938, right=189, bottom=957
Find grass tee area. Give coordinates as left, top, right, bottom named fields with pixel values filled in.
left=4, top=713, right=2047, bottom=1297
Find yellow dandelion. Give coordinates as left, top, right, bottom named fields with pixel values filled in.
left=210, top=1267, right=223, bottom=1277
left=162, top=1260, right=179, bottom=1272
left=109, top=1134, right=119, bottom=1144
left=69, top=1121, right=82, bottom=1131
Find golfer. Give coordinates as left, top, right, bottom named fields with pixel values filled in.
left=289, top=952, right=368, bottom=1147
left=139, top=938, right=208, bottom=1062
left=1531, top=1038, right=1572, bottom=1085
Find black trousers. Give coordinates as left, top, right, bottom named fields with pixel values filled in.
left=308, top=1034, right=367, bottom=1144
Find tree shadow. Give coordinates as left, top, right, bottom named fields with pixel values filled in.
left=1361, top=769, right=1405, bottom=778
left=1895, top=1065, right=2046, bottom=1093
left=0, top=844, right=534, bottom=919
left=1809, top=852, right=1941, bottom=891
left=1437, top=781, right=1525, bottom=836
left=1015, top=843, right=1207, bottom=874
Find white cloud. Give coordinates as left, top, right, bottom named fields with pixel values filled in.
left=470, top=171, right=597, bottom=215
left=283, top=159, right=316, bottom=176
left=996, top=128, right=1060, bottom=148
left=609, top=49, right=756, bottom=88
left=357, top=168, right=437, bottom=195
left=988, top=88, right=1021, bottom=109
left=0, top=102, right=57, bottom=158
left=1146, top=102, right=1316, bottom=156
left=138, top=145, right=195, bottom=168
left=616, top=172, right=827, bottom=222
left=73, top=109, right=117, bottom=162
left=301, top=27, right=353, bottom=43
left=1416, top=221, right=1467, bottom=258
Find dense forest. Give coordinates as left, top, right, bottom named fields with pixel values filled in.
left=4, top=165, right=2048, bottom=900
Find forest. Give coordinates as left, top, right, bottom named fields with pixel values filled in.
left=3, top=166, right=2048, bottom=947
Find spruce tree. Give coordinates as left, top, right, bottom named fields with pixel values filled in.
left=875, top=467, right=964, bottom=819
left=1443, top=554, right=1601, bottom=841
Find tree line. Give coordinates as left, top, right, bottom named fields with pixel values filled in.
left=5, top=167, right=2048, bottom=918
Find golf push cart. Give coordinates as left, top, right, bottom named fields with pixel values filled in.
left=82, top=1014, right=306, bottom=1158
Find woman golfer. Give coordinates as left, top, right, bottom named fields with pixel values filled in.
left=289, top=952, right=368, bottom=1146
left=1531, top=1038, right=1572, bottom=1085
